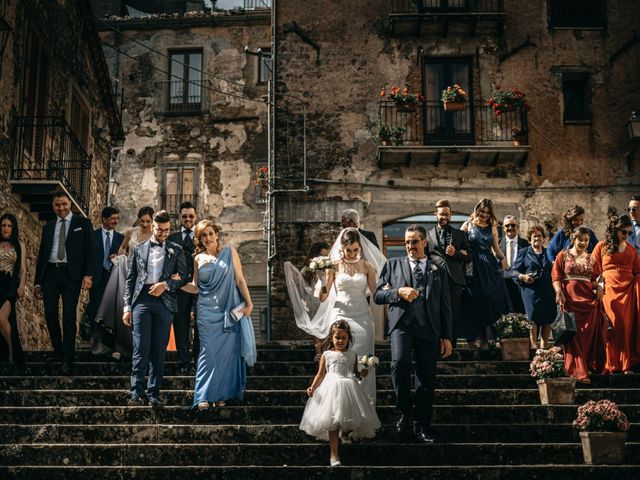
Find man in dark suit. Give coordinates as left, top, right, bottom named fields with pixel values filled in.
left=167, top=201, right=197, bottom=375
left=123, top=210, right=189, bottom=407
left=341, top=208, right=379, bottom=249
left=499, top=215, right=529, bottom=314
left=374, top=224, right=453, bottom=443
left=86, top=206, right=124, bottom=346
left=427, top=199, right=472, bottom=346
left=34, top=192, right=96, bottom=374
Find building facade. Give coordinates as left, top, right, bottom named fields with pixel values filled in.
left=269, top=0, right=640, bottom=339
left=0, top=0, right=122, bottom=350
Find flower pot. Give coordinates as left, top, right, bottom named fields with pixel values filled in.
left=395, top=102, right=416, bottom=112
left=443, top=101, right=465, bottom=112
left=579, top=431, right=627, bottom=464
left=499, top=338, right=530, bottom=361
left=536, top=377, right=576, bottom=405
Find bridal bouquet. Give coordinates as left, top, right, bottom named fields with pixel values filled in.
left=359, top=355, right=380, bottom=368
left=306, top=256, right=336, bottom=272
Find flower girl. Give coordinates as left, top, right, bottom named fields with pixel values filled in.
left=299, top=320, right=380, bottom=466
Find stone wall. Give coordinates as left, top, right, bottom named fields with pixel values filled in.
left=0, top=0, right=121, bottom=350
left=270, top=0, right=640, bottom=340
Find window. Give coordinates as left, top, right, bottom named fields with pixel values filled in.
left=162, top=165, right=197, bottom=221
left=168, top=50, right=203, bottom=113
left=258, top=49, right=272, bottom=84
left=562, top=73, right=592, bottom=123
left=549, top=0, right=606, bottom=29
left=70, top=88, right=90, bottom=152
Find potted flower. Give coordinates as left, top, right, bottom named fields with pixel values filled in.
left=511, top=127, right=527, bottom=146
left=495, top=312, right=532, bottom=361
left=529, top=347, right=576, bottom=404
left=573, top=400, right=630, bottom=464
left=380, top=86, right=423, bottom=112
left=486, top=86, right=531, bottom=117
left=440, top=84, right=466, bottom=111
left=376, top=122, right=406, bottom=146
left=253, top=166, right=268, bottom=202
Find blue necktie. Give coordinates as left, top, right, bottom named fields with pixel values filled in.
left=103, top=231, right=112, bottom=270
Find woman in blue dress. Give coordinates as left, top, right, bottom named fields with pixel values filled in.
left=546, top=205, right=598, bottom=262
left=181, top=220, right=254, bottom=411
left=511, top=225, right=556, bottom=349
left=461, top=199, right=512, bottom=349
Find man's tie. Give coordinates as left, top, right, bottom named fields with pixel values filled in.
left=57, top=219, right=66, bottom=261
left=103, top=231, right=112, bottom=270
left=184, top=229, right=193, bottom=248
left=413, top=261, right=424, bottom=284
left=438, top=228, right=446, bottom=250
left=506, top=239, right=515, bottom=268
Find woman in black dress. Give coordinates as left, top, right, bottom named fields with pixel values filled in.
left=0, top=213, right=26, bottom=366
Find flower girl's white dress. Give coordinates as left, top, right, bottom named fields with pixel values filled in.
left=299, top=350, right=380, bottom=441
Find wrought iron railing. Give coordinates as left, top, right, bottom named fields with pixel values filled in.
left=390, top=0, right=504, bottom=13
left=244, top=0, right=271, bottom=9
left=162, top=194, right=197, bottom=220
left=156, top=79, right=205, bottom=114
left=378, top=100, right=528, bottom=146
left=12, top=116, right=92, bottom=213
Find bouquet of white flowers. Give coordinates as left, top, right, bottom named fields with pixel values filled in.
left=358, top=355, right=380, bottom=368
left=306, top=256, right=336, bottom=272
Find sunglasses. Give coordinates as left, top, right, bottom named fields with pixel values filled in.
left=628, top=207, right=638, bottom=213
left=181, top=214, right=196, bottom=219
left=504, top=224, right=517, bottom=229
left=405, top=239, right=420, bottom=245
left=620, top=229, right=632, bottom=237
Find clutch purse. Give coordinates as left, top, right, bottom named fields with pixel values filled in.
left=231, top=302, right=246, bottom=322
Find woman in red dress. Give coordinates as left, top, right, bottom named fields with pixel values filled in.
left=592, top=215, right=640, bottom=374
left=552, top=227, right=605, bottom=383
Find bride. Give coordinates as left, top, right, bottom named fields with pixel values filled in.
left=284, top=228, right=386, bottom=406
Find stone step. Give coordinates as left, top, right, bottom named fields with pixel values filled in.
left=3, top=465, right=640, bottom=480
left=2, top=423, right=639, bottom=445
left=0, top=360, right=532, bottom=376
left=1, top=442, right=639, bottom=466
left=3, top=388, right=640, bottom=407
left=2, top=405, right=638, bottom=425
left=3, top=374, right=639, bottom=390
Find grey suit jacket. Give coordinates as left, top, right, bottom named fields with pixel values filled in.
left=123, top=240, right=189, bottom=313
left=374, top=256, right=452, bottom=341
left=427, top=226, right=472, bottom=287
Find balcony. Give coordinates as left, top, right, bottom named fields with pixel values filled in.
left=162, top=193, right=197, bottom=227
left=388, top=0, right=505, bottom=37
left=377, top=100, right=529, bottom=168
left=155, top=79, right=210, bottom=115
left=10, top=116, right=92, bottom=221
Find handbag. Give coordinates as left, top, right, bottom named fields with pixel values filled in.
left=551, top=306, right=577, bottom=345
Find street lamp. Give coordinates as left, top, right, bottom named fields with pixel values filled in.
left=625, top=111, right=640, bottom=172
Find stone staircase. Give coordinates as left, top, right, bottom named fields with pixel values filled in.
left=1, top=344, right=639, bottom=479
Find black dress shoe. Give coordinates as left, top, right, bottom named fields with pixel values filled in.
left=127, top=395, right=146, bottom=406
left=148, top=397, right=164, bottom=408
left=61, top=363, right=74, bottom=375
left=396, top=414, right=411, bottom=435
left=414, top=431, right=436, bottom=444
left=177, top=367, right=189, bottom=376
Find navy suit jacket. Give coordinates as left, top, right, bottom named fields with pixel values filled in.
left=123, top=240, right=189, bottom=314
left=374, top=256, right=452, bottom=341
left=35, top=214, right=96, bottom=285
left=93, top=228, right=124, bottom=284
left=427, top=226, right=472, bottom=286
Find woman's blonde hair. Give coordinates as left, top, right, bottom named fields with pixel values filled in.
left=194, top=220, right=220, bottom=255
left=469, top=198, right=497, bottom=226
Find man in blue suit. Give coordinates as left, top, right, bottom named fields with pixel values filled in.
left=628, top=195, right=640, bottom=255
left=86, top=206, right=124, bottom=346
left=123, top=210, right=189, bottom=407
left=375, top=224, right=453, bottom=443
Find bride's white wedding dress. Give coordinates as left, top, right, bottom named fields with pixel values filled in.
left=331, top=271, right=376, bottom=406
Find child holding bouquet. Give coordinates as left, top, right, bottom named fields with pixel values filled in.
left=300, top=320, right=380, bottom=466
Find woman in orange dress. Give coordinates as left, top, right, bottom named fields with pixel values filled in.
left=552, top=227, right=605, bottom=383
left=592, top=215, right=640, bottom=374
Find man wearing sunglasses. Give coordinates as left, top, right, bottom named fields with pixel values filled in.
left=375, top=224, right=452, bottom=444
left=168, top=201, right=198, bottom=375
left=499, top=215, right=529, bottom=314
left=628, top=195, right=640, bottom=254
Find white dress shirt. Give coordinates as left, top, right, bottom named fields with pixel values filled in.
left=146, top=243, right=165, bottom=284
left=505, top=236, right=519, bottom=268
left=48, top=211, right=73, bottom=263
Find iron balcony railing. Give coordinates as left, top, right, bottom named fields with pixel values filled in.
left=378, top=100, right=528, bottom=146
left=12, top=116, right=92, bottom=213
left=162, top=194, right=197, bottom=220
left=390, top=0, right=504, bottom=13
left=156, top=79, right=206, bottom=114
left=244, top=0, right=271, bottom=9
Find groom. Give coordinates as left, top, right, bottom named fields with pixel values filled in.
left=123, top=210, right=189, bottom=406
left=375, top=224, right=452, bottom=443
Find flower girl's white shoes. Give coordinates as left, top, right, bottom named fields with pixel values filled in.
left=330, top=456, right=342, bottom=467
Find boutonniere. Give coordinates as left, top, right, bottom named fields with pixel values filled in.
left=429, top=264, right=438, bottom=272
left=167, top=247, right=175, bottom=256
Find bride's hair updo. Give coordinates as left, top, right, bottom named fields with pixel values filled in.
left=194, top=219, right=220, bottom=255
left=321, top=320, right=353, bottom=352
left=340, top=228, right=361, bottom=248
